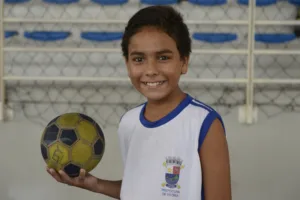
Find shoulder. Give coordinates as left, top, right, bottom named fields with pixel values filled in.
left=188, top=97, right=226, bottom=150
left=189, top=98, right=223, bottom=122
left=189, top=98, right=217, bottom=114
left=118, top=102, right=145, bottom=130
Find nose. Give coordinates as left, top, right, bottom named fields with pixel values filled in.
left=145, top=59, right=158, bottom=76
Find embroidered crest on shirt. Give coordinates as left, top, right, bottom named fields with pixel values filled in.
left=161, top=157, right=185, bottom=197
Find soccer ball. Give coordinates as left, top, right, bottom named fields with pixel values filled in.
left=40, top=113, right=105, bottom=177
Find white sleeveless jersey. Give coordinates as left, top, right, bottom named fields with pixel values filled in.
left=118, top=94, right=225, bottom=200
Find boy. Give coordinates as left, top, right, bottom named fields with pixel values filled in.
left=47, top=5, right=231, bottom=200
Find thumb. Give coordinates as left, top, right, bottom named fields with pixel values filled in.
left=78, top=169, right=86, bottom=181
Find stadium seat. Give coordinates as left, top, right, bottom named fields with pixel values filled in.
left=43, top=0, right=79, bottom=4
left=255, top=33, right=296, bottom=44
left=5, top=0, right=30, bottom=3
left=81, top=32, right=123, bottom=42
left=5, top=31, right=18, bottom=39
left=91, top=0, right=128, bottom=5
left=237, top=0, right=277, bottom=6
left=188, top=0, right=227, bottom=6
left=140, top=0, right=178, bottom=5
left=24, top=31, right=71, bottom=41
left=192, top=33, right=238, bottom=43
left=288, top=0, right=300, bottom=5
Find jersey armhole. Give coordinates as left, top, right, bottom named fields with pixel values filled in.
left=197, top=111, right=226, bottom=152
left=198, top=111, right=226, bottom=200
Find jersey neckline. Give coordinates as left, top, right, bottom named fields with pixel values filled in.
left=139, top=93, right=193, bottom=128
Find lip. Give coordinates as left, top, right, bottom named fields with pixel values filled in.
left=141, top=81, right=166, bottom=83
left=141, top=80, right=167, bottom=87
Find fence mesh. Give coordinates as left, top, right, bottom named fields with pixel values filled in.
left=254, top=84, right=300, bottom=118
left=6, top=81, right=246, bottom=127
left=4, top=51, right=249, bottom=79
left=4, top=0, right=249, bottom=21
left=2, top=0, right=300, bottom=126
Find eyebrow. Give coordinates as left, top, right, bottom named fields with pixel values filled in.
left=129, top=49, right=173, bottom=56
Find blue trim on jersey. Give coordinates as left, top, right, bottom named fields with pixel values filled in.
left=198, top=111, right=225, bottom=150
left=191, top=99, right=226, bottom=200
left=190, top=100, right=226, bottom=150
left=190, top=100, right=213, bottom=112
left=202, top=184, right=205, bottom=200
left=199, top=111, right=225, bottom=200
left=139, top=94, right=193, bottom=128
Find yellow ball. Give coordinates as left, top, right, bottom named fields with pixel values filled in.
left=40, top=113, right=105, bottom=177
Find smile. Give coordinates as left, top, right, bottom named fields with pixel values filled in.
left=143, top=81, right=166, bottom=87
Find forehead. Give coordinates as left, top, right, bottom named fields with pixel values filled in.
left=128, top=27, right=177, bottom=54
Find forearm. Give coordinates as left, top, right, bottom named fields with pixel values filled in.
left=92, top=179, right=122, bottom=199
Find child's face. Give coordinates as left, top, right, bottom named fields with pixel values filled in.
left=125, top=27, right=189, bottom=102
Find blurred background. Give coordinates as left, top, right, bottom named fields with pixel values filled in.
left=1, top=0, right=300, bottom=199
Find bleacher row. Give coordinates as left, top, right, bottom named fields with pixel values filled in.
left=3, top=0, right=300, bottom=6
left=3, top=31, right=299, bottom=44
left=3, top=0, right=300, bottom=45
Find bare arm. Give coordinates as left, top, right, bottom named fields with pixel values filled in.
left=93, top=178, right=122, bottom=199
left=199, top=118, right=232, bottom=200
left=47, top=168, right=122, bottom=199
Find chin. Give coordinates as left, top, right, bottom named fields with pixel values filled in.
left=142, top=91, right=171, bottom=102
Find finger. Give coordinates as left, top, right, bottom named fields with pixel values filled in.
left=59, top=170, right=73, bottom=185
left=48, top=168, right=63, bottom=182
left=46, top=168, right=51, bottom=175
left=78, top=169, right=86, bottom=181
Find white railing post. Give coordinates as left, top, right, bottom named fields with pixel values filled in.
left=0, top=0, right=5, bottom=121
left=245, top=0, right=256, bottom=124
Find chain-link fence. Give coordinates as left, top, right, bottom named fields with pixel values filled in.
left=4, top=51, right=249, bottom=78
left=4, top=0, right=249, bottom=21
left=254, top=83, right=300, bottom=118
left=253, top=2, right=300, bottom=118
left=2, top=0, right=300, bottom=127
left=6, top=81, right=246, bottom=128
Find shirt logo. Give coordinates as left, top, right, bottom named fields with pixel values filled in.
left=161, top=157, right=185, bottom=197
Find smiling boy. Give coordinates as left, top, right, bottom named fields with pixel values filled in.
left=47, top=5, right=232, bottom=200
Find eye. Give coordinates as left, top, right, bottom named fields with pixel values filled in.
left=158, top=56, right=169, bottom=61
left=133, top=57, right=144, bottom=63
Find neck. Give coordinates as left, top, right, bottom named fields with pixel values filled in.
left=144, top=87, right=187, bottom=122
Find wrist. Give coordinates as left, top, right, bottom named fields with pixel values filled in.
left=76, top=175, right=102, bottom=193
left=92, top=178, right=105, bottom=193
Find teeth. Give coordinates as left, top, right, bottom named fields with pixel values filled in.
left=145, top=81, right=164, bottom=86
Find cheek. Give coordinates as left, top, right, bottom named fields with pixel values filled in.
left=163, top=66, right=182, bottom=80
left=128, top=67, right=142, bottom=80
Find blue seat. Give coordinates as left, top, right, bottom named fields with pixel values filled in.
left=5, top=0, right=30, bottom=3
left=81, top=32, right=123, bottom=42
left=188, top=0, right=227, bottom=6
left=237, top=0, right=277, bottom=6
left=193, top=33, right=238, bottom=43
left=43, top=0, right=79, bottom=4
left=91, top=0, right=127, bottom=5
left=255, top=33, right=296, bottom=44
left=24, top=31, right=71, bottom=41
left=288, top=0, right=300, bottom=5
left=5, top=31, right=18, bottom=39
left=140, top=0, right=178, bottom=5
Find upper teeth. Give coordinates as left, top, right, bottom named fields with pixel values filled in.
left=146, top=81, right=164, bottom=86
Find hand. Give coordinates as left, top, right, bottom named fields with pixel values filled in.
left=46, top=167, right=99, bottom=192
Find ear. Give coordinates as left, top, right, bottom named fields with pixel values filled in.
left=181, top=56, right=189, bottom=75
